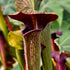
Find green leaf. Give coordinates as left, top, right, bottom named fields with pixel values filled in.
left=59, top=32, right=70, bottom=52
left=16, top=50, right=24, bottom=70
left=8, top=17, right=24, bottom=26
left=44, top=0, right=49, bottom=3
left=8, top=0, right=15, bottom=4
left=0, top=0, right=8, bottom=7
left=8, top=30, right=23, bottom=50
left=54, top=20, right=70, bottom=52
left=0, top=6, right=8, bottom=41
left=39, top=1, right=63, bottom=26
left=47, top=1, right=63, bottom=26
left=39, top=1, right=47, bottom=12
left=3, top=3, right=16, bottom=15
left=51, top=21, right=59, bottom=32
left=63, top=10, right=70, bottom=20
left=39, top=0, right=48, bottom=10
left=54, top=38, right=59, bottom=47
left=11, top=64, right=21, bottom=70
left=58, top=0, right=70, bottom=13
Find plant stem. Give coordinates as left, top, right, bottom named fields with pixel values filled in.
left=0, top=42, right=7, bottom=70
left=16, top=49, right=24, bottom=70
left=0, top=6, right=8, bottom=41
left=23, top=30, right=41, bottom=70
left=34, top=0, right=38, bottom=10
left=0, top=32, right=7, bottom=70
left=41, top=23, right=52, bottom=70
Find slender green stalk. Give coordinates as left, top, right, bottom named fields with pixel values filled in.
left=0, top=6, right=8, bottom=41
left=16, top=49, right=24, bottom=70
left=34, top=0, right=38, bottom=10
left=41, top=23, right=52, bottom=70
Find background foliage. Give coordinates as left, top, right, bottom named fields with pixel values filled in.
left=0, top=0, right=70, bottom=70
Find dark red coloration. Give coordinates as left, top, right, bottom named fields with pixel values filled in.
left=24, top=55, right=26, bottom=70
left=51, top=31, right=63, bottom=39
left=41, top=44, right=46, bottom=52
left=0, top=31, right=7, bottom=70
left=8, top=12, right=58, bottom=70
left=4, top=15, right=13, bottom=31
left=51, top=38, right=59, bottom=51
left=60, top=53, right=70, bottom=70
left=52, top=51, right=70, bottom=70
left=8, top=12, right=58, bottom=34
left=51, top=31, right=63, bottom=51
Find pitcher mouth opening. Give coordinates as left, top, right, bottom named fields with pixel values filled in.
left=21, top=29, right=41, bottom=36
